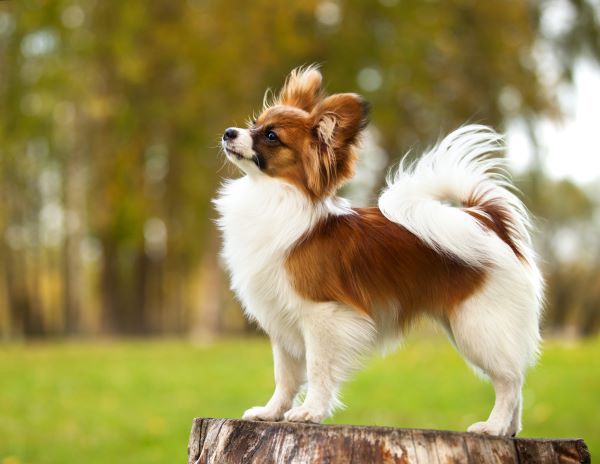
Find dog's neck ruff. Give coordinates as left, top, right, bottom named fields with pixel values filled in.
left=214, top=175, right=351, bottom=331
left=215, top=175, right=351, bottom=254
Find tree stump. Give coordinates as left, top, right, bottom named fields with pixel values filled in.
left=188, top=418, right=590, bottom=464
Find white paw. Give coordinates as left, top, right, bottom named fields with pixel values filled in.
left=467, top=421, right=515, bottom=437
left=242, top=405, right=284, bottom=422
left=283, top=406, right=326, bottom=423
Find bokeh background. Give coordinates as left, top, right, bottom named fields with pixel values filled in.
left=1, top=0, right=599, bottom=463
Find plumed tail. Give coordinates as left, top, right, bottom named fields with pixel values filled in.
left=378, top=125, right=535, bottom=267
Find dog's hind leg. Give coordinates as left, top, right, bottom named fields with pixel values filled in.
left=447, top=264, right=541, bottom=436
left=509, top=390, right=523, bottom=436
left=467, top=376, right=523, bottom=436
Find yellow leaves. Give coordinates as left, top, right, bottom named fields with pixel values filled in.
left=84, top=95, right=121, bottom=121
left=2, top=457, right=21, bottom=464
left=2, top=0, right=598, bottom=338
left=117, top=54, right=146, bottom=85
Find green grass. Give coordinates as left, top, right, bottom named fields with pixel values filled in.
left=0, top=335, right=598, bottom=463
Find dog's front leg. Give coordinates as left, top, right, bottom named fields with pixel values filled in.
left=284, top=303, right=375, bottom=423
left=243, top=342, right=305, bottom=421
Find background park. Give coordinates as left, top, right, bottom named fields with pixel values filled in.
left=1, top=1, right=599, bottom=463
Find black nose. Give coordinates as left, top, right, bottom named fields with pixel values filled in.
left=223, top=128, right=238, bottom=141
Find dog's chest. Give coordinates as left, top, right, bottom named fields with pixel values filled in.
left=215, top=177, right=319, bottom=322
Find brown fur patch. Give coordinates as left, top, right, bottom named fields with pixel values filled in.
left=285, top=208, right=487, bottom=325
left=275, top=66, right=323, bottom=112
left=250, top=67, right=369, bottom=200
left=251, top=106, right=316, bottom=199
left=251, top=101, right=368, bottom=200
left=464, top=191, right=525, bottom=261
left=308, top=93, right=369, bottom=197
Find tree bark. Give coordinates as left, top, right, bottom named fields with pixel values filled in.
left=188, top=417, right=591, bottom=464
left=62, top=138, right=85, bottom=336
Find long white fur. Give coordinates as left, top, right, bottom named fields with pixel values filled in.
left=214, top=155, right=372, bottom=422
left=379, top=125, right=535, bottom=267
left=449, top=257, right=541, bottom=435
left=216, top=124, right=543, bottom=436
left=216, top=128, right=358, bottom=367
left=379, top=125, right=543, bottom=435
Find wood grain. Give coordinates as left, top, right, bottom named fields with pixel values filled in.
left=187, top=418, right=591, bottom=464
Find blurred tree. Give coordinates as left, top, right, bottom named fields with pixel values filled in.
left=519, top=174, right=598, bottom=333
left=0, top=0, right=599, bottom=338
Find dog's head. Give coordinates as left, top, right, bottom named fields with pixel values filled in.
left=221, top=65, right=369, bottom=200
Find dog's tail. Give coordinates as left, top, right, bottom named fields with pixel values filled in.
left=378, top=125, right=535, bottom=267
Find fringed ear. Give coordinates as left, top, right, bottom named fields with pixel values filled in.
left=313, top=93, right=370, bottom=149
left=275, top=65, right=323, bottom=112
left=307, top=93, right=370, bottom=197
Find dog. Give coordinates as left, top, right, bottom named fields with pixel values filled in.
left=215, top=65, right=542, bottom=436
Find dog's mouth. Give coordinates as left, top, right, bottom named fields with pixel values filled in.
left=224, top=147, right=264, bottom=170
left=224, top=147, right=246, bottom=161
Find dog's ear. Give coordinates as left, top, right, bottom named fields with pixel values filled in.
left=276, top=65, right=323, bottom=112
left=306, top=93, right=370, bottom=197
left=312, top=93, right=370, bottom=150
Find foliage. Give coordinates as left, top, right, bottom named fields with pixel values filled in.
left=0, top=336, right=598, bottom=463
left=0, top=0, right=599, bottom=337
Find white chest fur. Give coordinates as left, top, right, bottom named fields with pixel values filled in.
left=214, top=175, right=353, bottom=351
left=214, top=176, right=318, bottom=338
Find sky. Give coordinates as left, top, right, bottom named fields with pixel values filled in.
left=507, top=60, right=600, bottom=185
left=506, top=0, right=600, bottom=186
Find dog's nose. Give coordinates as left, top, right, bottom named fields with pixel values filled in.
left=223, top=128, right=238, bottom=141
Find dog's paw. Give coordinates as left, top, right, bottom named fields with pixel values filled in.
left=242, top=406, right=284, bottom=422
left=467, top=420, right=515, bottom=437
left=283, top=406, right=325, bottom=423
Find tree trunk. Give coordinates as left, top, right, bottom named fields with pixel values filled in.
left=189, top=236, right=224, bottom=341
left=134, top=248, right=149, bottom=334
left=100, top=238, right=121, bottom=334
left=188, top=418, right=591, bottom=464
left=62, top=119, right=86, bottom=336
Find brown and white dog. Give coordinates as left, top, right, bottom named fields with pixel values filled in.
left=215, top=66, right=543, bottom=436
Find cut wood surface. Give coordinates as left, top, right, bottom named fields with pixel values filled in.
left=187, top=417, right=591, bottom=464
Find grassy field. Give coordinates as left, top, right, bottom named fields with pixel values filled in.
left=0, top=334, right=598, bottom=463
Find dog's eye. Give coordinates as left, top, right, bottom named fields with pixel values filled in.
left=266, top=130, right=278, bottom=142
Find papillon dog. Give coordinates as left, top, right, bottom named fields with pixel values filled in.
left=215, top=66, right=542, bottom=436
